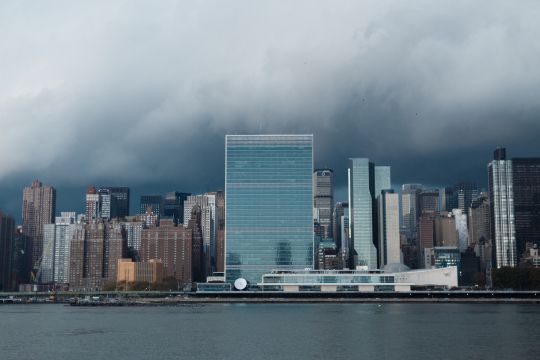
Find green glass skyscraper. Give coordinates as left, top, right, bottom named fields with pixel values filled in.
left=225, top=135, right=314, bottom=285
left=348, top=158, right=391, bottom=270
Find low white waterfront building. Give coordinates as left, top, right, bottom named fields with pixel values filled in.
left=256, top=266, right=458, bottom=293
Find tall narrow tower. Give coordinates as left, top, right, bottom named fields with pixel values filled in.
left=22, top=180, right=56, bottom=267
left=313, top=169, right=333, bottom=239
left=488, top=147, right=516, bottom=268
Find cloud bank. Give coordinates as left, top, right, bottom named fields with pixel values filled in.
left=1, top=0, right=540, bottom=216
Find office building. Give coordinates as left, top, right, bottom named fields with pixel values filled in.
left=378, top=190, right=401, bottom=266
left=417, top=189, right=439, bottom=216
left=512, top=158, right=540, bottom=263
left=225, top=135, right=313, bottom=285
left=439, top=187, right=455, bottom=213
left=424, top=247, right=461, bottom=269
left=434, top=212, right=459, bottom=248
left=452, top=182, right=480, bottom=215
left=313, top=169, right=333, bottom=238
left=22, top=180, right=56, bottom=267
left=139, top=195, right=163, bottom=220
left=184, top=192, right=223, bottom=276
left=401, top=184, right=423, bottom=240
left=215, top=192, right=225, bottom=273
left=104, top=187, right=130, bottom=219
left=163, top=191, right=190, bottom=224
left=332, top=202, right=348, bottom=250
left=418, top=213, right=435, bottom=266
left=0, top=211, right=15, bottom=291
left=488, top=147, right=516, bottom=268
left=469, top=194, right=491, bottom=271
left=11, top=227, right=32, bottom=289
left=348, top=158, right=391, bottom=269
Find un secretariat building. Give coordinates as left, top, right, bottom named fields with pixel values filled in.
left=225, top=135, right=314, bottom=286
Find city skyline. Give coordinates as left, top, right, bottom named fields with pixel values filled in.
left=0, top=142, right=528, bottom=224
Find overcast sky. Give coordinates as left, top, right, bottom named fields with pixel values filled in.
left=1, top=0, right=540, bottom=220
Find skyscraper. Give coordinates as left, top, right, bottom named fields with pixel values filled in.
left=417, top=189, right=440, bottom=216
left=41, top=212, right=77, bottom=284
left=105, top=187, right=130, bottom=219
left=452, top=182, right=480, bottom=215
left=332, top=202, right=348, bottom=250
left=377, top=190, right=401, bottom=266
left=225, top=135, right=313, bottom=285
left=512, top=158, right=540, bottom=263
left=0, top=211, right=15, bottom=291
left=348, top=158, right=391, bottom=269
left=401, top=184, right=423, bottom=240
left=469, top=193, right=491, bottom=271
left=69, top=220, right=126, bottom=290
left=313, top=169, right=333, bottom=239
left=183, top=192, right=221, bottom=276
left=139, top=195, right=163, bottom=220
left=163, top=191, right=190, bottom=224
left=85, top=186, right=100, bottom=221
left=140, top=219, right=193, bottom=284
left=22, top=180, right=56, bottom=267
left=488, top=147, right=516, bottom=268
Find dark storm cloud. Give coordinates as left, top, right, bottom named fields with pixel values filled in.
left=1, top=0, right=540, bottom=218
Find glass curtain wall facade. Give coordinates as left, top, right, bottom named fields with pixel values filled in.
left=348, top=159, right=391, bottom=269
left=348, top=159, right=377, bottom=269
left=225, top=135, right=314, bottom=285
left=488, top=148, right=517, bottom=268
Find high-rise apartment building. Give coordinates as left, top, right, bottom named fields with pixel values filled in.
left=41, top=212, right=77, bottom=284
left=0, top=211, right=15, bottom=291
left=488, top=147, right=516, bottom=268
left=512, top=158, right=540, bottom=263
left=85, top=186, right=100, bottom=221
left=377, top=190, right=401, bottom=266
left=22, top=180, right=56, bottom=267
left=140, top=219, right=193, bottom=284
left=121, top=218, right=144, bottom=254
left=313, top=169, right=333, bottom=239
left=69, top=220, right=126, bottom=290
left=225, top=135, right=314, bottom=285
left=348, top=158, right=391, bottom=269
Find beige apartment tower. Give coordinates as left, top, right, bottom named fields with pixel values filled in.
left=22, top=180, right=56, bottom=268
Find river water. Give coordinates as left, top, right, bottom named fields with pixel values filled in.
left=1, top=303, right=538, bottom=359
